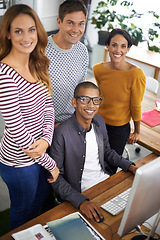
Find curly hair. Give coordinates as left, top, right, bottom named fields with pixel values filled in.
left=0, top=4, right=51, bottom=93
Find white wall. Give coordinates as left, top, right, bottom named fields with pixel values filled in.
left=85, top=0, right=99, bottom=48
left=12, top=0, right=34, bottom=8
left=34, top=0, right=64, bottom=32
left=2, top=0, right=63, bottom=32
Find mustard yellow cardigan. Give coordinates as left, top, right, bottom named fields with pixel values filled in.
left=93, top=62, right=146, bottom=126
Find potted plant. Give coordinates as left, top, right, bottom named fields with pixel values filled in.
left=91, top=0, right=120, bottom=45
left=147, top=11, right=160, bottom=53
left=118, top=9, right=144, bottom=46
left=91, top=1, right=160, bottom=52
left=91, top=0, right=144, bottom=46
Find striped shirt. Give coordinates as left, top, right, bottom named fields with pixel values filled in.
left=0, top=62, right=56, bottom=171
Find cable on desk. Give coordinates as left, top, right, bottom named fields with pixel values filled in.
left=144, top=221, right=152, bottom=229
left=101, top=222, right=113, bottom=240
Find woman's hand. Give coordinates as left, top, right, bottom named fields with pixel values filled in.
left=23, top=139, right=49, bottom=159
left=47, top=166, right=60, bottom=183
left=127, top=132, right=140, bottom=144
left=128, top=120, right=140, bottom=144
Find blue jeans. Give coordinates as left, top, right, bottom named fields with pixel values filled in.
left=0, top=162, right=50, bottom=230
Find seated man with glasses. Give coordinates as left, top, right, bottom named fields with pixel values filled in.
left=48, top=82, right=137, bottom=222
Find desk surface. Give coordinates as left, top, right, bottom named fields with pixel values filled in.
left=135, top=90, right=160, bottom=155
left=126, top=45, right=160, bottom=69
left=1, top=153, right=158, bottom=240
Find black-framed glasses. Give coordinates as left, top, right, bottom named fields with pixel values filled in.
left=75, top=96, right=102, bottom=105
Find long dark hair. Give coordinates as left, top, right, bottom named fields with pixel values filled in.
left=105, top=28, right=132, bottom=48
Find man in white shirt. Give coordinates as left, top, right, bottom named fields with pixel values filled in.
left=48, top=82, right=137, bottom=222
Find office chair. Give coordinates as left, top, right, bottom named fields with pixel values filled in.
left=146, top=76, right=159, bottom=94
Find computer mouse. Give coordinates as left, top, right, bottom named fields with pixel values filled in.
left=92, top=209, right=104, bottom=223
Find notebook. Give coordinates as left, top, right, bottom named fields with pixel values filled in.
left=141, top=100, right=160, bottom=127
left=141, top=109, right=160, bottom=127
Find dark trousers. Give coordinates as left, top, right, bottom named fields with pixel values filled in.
left=106, top=122, right=130, bottom=174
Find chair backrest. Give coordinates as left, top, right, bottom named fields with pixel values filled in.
left=146, top=76, right=159, bottom=93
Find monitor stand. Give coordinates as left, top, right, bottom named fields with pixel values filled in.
left=132, top=210, right=160, bottom=240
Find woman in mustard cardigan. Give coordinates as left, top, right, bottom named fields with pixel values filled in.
left=93, top=28, right=146, bottom=173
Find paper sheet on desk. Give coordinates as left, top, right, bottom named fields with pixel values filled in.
left=12, top=224, right=55, bottom=240
left=141, top=109, right=160, bottom=127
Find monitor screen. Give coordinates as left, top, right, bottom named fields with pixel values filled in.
left=118, top=157, right=160, bottom=238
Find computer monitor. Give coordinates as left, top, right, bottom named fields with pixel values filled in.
left=118, top=157, right=160, bottom=239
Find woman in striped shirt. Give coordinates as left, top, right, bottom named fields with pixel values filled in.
left=0, top=4, right=59, bottom=230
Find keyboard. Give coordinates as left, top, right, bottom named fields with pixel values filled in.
left=100, top=188, right=131, bottom=216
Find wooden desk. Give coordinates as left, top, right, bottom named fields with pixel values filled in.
left=1, top=153, right=158, bottom=240
left=104, top=45, right=160, bottom=80
left=135, top=90, right=160, bottom=155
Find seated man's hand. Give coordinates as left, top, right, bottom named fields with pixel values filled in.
left=79, top=200, right=104, bottom=223
left=129, top=164, right=138, bottom=174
